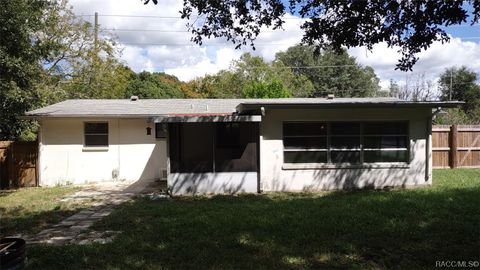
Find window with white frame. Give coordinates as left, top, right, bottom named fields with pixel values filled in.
left=84, top=122, right=108, bottom=147
left=283, top=121, right=409, bottom=164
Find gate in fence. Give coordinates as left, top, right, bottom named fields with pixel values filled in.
left=0, top=141, right=38, bottom=189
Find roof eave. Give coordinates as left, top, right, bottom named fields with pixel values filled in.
left=22, top=112, right=238, bottom=119
left=236, top=101, right=464, bottom=114
left=21, top=114, right=165, bottom=119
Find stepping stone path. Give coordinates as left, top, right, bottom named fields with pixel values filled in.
left=20, top=179, right=167, bottom=246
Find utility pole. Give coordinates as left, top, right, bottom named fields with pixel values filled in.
left=89, top=12, right=99, bottom=86
left=449, top=70, right=453, bottom=101
left=94, top=12, right=98, bottom=50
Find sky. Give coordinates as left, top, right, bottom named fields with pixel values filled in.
left=70, top=0, right=480, bottom=89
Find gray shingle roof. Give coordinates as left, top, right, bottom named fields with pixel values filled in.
left=24, top=98, right=462, bottom=118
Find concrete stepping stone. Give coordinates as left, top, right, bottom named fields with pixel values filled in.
left=23, top=179, right=166, bottom=246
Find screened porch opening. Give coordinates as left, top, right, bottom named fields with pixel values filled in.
left=168, top=122, right=259, bottom=174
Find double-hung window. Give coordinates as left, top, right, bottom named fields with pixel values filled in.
left=84, top=122, right=109, bottom=147
left=283, top=121, right=409, bottom=165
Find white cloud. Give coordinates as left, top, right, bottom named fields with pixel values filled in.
left=349, top=37, right=480, bottom=89
left=164, top=47, right=228, bottom=81
left=70, top=0, right=480, bottom=83
left=121, top=46, right=154, bottom=72
left=69, top=0, right=308, bottom=80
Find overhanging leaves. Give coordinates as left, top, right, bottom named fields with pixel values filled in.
left=145, top=0, right=479, bottom=71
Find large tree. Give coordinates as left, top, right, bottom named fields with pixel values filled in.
left=439, top=67, right=480, bottom=105
left=42, top=0, right=129, bottom=100
left=183, top=53, right=314, bottom=98
left=234, top=53, right=314, bottom=97
left=275, top=45, right=380, bottom=97
left=243, top=79, right=292, bottom=98
left=125, top=72, right=186, bottom=99
left=437, top=66, right=480, bottom=123
left=0, top=0, right=128, bottom=140
left=0, top=0, right=52, bottom=140
left=146, top=0, right=479, bottom=71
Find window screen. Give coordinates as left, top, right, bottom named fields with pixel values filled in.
left=216, top=123, right=241, bottom=148
left=214, top=123, right=257, bottom=172
left=363, top=122, right=409, bottom=163
left=330, top=122, right=361, bottom=164
left=283, top=122, right=328, bottom=163
left=283, top=121, right=409, bottom=165
left=178, top=123, right=214, bottom=173
left=84, top=122, right=108, bottom=147
left=169, top=123, right=258, bottom=173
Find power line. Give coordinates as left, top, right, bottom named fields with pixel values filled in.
left=74, top=14, right=480, bottom=29
left=100, top=28, right=304, bottom=33
left=81, top=14, right=480, bottom=41
left=101, top=28, right=480, bottom=40
left=141, top=66, right=480, bottom=74
left=101, top=28, right=189, bottom=33
left=118, top=39, right=480, bottom=46
left=74, top=14, right=480, bottom=26
left=159, top=65, right=360, bottom=70
left=75, top=14, right=304, bottom=20
left=69, top=13, right=480, bottom=80
left=119, top=42, right=300, bottom=46
left=75, top=14, right=185, bottom=19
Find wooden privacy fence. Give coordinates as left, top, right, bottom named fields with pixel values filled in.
left=0, top=141, right=38, bottom=189
left=432, top=125, right=480, bottom=168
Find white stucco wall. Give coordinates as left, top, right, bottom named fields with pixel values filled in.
left=38, top=118, right=166, bottom=186
left=259, top=107, right=433, bottom=192
left=38, top=107, right=433, bottom=192
left=169, top=172, right=258, bottom=195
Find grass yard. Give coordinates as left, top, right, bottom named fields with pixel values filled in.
left=0, top=186, right=87, bottom=236
left=26, top=169, right=480, bottom=269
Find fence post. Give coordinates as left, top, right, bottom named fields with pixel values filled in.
left=8, top=142, right=14, bottom=187
left=450, top=124, right=458, bottom=168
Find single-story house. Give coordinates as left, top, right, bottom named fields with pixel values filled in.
left=25, top=97, right=461, bottom=195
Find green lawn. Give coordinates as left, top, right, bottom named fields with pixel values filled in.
left=0, top=186, right=86, bottom=236
left=26, top=169, right=480, bottom=269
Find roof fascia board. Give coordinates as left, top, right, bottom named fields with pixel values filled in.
left=236, top=101, right=463, bottom=113
left=21, top=114, right=160, bottom=119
